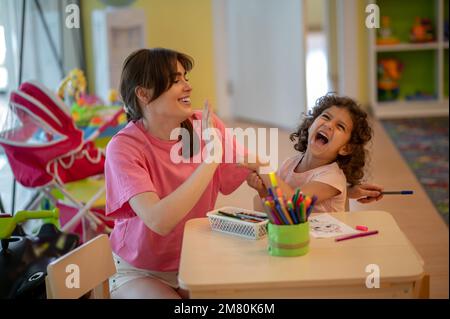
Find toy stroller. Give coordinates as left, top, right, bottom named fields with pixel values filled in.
left=0, top=81, right=122, bottom=242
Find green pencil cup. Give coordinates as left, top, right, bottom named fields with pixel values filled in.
left=268, top=222, right=310, bottom=257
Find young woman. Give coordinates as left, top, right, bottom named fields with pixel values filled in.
left=105, top=48, right=256, bottom=298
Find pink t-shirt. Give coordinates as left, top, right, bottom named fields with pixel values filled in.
left=277, top=154, right=347, bottom=213
left=105, top=111, right=250, bottom=272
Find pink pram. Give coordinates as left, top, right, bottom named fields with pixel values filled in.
left=0, top=81, right=122, bottom=242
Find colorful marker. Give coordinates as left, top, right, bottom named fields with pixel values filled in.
left=299, top=202, right=305, bottom=223
left=217, top=211, right=260, bottom=223
left=335, top=230, right=379, bottom=242
left=268, top=172, right=278, bottom=188
left=381, top=191, right=414, bottom=195
left=356, top=225, right=369, bottom=232
left=264, top=200, right=280, bottom=224
left=287, top=199, right=298, bottom=224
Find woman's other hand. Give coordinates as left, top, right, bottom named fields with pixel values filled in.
left=246, top=172, right=268, bottom=198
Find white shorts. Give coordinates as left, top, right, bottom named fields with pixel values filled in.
left=109, top=253, right=179, bottom=293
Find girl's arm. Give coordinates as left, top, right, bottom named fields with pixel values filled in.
left=296, top=181, right=340, bottom=203
left=259, top=173, right=340, bottom=203
left=272, top=178, right=381, bottom=204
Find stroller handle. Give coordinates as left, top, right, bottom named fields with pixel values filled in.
left=0, top=208, right=59, bottom=239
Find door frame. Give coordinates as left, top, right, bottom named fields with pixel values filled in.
left=212, top=0, right=308, bottom=125
left=211, top=0, right=232, bottom=120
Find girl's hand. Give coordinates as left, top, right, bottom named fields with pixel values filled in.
left=348, top=183, right=384, bottom=203
left=202, top=100, right=223, bottom=163
left=246, top=172, right=268, bottom=198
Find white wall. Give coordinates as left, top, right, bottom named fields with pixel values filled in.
left=214, top=0, right=307, bottom=131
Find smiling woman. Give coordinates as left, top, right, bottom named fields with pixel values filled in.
left=103, top=47, right=260, bottom=299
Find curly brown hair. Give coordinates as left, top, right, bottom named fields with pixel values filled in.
left=289, top=93, right=373, bottom=186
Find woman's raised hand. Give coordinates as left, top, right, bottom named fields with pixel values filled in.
left=202, top=100, right=223, bottom=164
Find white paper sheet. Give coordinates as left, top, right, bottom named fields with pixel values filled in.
left=309, top=213, right=359, bottom=238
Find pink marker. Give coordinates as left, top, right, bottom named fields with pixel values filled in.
left=335, top=230, right=379, bottom=242
left=356, top=225, right=369, bottom=232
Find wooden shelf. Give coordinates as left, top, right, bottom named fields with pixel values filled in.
left=376, top=42, right=439, bottom=52
left=373, top=100, right=449, bottom=118
left=369, top=0, right=448, bottom=118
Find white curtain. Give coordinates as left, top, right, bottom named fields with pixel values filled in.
left=0, top=0, right=84, bottom=94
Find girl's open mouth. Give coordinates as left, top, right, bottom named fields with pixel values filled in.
left=315, top=131, right=329, bottom=145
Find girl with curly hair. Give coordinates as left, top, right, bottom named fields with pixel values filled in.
left=247, top=93, right=383, bottom=213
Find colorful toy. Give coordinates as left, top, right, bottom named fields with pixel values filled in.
left=108, top=89, right=123, bottom=106
left=378, top=58, right=403, bottom=101
left=57, top=68, right=87, bottom=105
left=410, top=17, right=435, bottom=43
left=70, top=102, right=97, bottom=126
left=405, top=91, right=437, bottom=101
left=377, top=16, right=400, bottom=45
left=56, top=69, right=126, bottom=136
left=77, top=92, right=103, bottom=106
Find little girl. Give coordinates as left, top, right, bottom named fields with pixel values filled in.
left=247, top=93, right=378, bottom=213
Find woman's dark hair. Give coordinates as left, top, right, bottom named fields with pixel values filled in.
left=120, top=48, right=195, bottom=157
left=289, top=93, right=373, bottom=186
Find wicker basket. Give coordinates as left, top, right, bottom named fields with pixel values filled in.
left=207, top=206, right=268, bottom=240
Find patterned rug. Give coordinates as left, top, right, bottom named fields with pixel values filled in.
left=381, top=117, right=449, bottom=225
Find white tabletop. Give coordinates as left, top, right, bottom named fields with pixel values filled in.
left=178, top=211, right=424, bottom=292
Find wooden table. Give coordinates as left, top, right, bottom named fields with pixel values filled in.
left=178, top=211, right=426, bottom=298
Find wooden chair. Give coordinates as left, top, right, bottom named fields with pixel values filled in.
left=45, top=234, right=116, bottom=299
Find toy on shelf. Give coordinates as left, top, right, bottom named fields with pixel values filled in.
left=377, top=16, right=400, bottom=45
left=377, top=58, right=403, bottom=102
left=410, top=17, right=435, bottom=43
left=405, top=91, right=437, bottom=101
